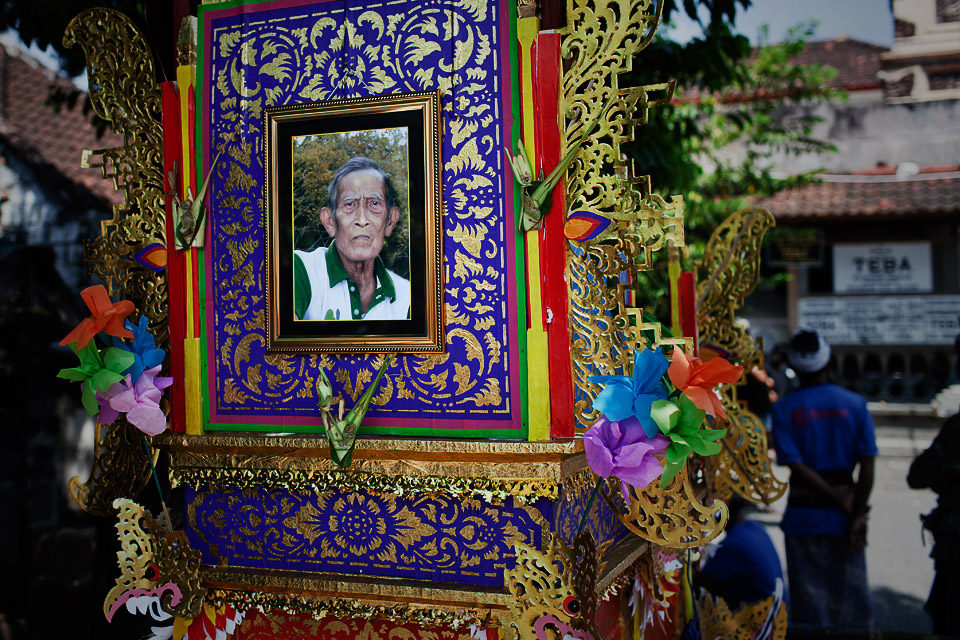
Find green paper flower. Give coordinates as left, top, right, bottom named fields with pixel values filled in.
left=58, top=342, right=135, bottom=416
left=651, top=395, right=727, bottom=488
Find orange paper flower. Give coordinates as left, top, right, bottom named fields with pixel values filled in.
left=667, top=348, right=743, bottom=420
left=59, top=285, right=135, bottom=349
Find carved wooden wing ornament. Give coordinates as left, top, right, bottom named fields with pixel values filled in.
left=697, top=207, right=787, bottom=506
left=63, top=8, right=166, bottom=517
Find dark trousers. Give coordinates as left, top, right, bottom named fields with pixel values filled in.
left=785, top=534, right=873, bottom=630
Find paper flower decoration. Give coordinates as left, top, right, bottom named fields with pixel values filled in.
left=97, top=366, right=173, bottom=435
left=584, top=416, right=670, bottom=502
left=667, top=348, right=743, bottom=420
left=58, top=343, right=135, bottom=416
left=590, top=348, right=669, bottom=437
left=59, top=285, right=135, bottom=349
left=651, top=395, right=727, bottom=487
left=108, top=316, right=165, bottom=383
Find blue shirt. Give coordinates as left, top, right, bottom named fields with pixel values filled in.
left=772, top=383, right=878, bottom=536
left=700, top=519, right=784, bottom=608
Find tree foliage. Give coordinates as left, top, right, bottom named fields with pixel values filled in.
left=292, top=129, right=410, bottom=279
left=623, top=10, right=843, bottom=318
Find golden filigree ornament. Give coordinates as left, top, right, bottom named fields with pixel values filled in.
left=600, top=466, right=727, bottom=548
left=560, top=0, right=692, bottom=431
left=697, top=579, right=788, bottom=640
left=712, top=385, right=787, bottom=505
left=62, top=8, right=167, bottom=516
left=63, top=8, right=167, bottom=339
left=697, top=207, right=786, bottom=505
left=68, top=418, right=156, bottom=517
left=697, top=207, right=775, bottom=372
left=504, top=531, right=610, bottom=640
left=104, top=499, right=209, bottom=632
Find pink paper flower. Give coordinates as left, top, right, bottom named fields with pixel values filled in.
left=667, top=348, right=743, bottom=420
left=96, top=366, right=172, bottom=435
left=584, top=416, right=670, bottom=502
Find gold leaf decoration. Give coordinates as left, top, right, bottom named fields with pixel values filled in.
left=601, top=468, right=728, bottom=548
left=696, top=207, right=786, bottom=505
left=62, top=8, right=165, bottom=514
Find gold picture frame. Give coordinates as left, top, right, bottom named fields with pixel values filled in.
left=264, top=91, right=443, bottom=352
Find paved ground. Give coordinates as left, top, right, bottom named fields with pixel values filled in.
left=749, top=422, right=940, bottom=633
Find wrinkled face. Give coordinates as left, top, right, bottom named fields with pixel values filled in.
left=321, top=169, right=400, bottom=265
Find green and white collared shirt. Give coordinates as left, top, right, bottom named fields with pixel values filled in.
left=294, top=246, right=410, bottom=321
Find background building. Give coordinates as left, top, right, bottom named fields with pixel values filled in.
left=747, top=0, right=960, bottom=404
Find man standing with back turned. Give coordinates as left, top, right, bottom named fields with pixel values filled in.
left=771, top=328, right=877, bottom=629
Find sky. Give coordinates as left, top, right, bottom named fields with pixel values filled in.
left=667, top=0, right=894, bottom=47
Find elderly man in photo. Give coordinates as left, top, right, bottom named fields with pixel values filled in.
left=294, top=157, right=411, bottom=321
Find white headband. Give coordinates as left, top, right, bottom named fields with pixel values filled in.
left=787, top=330, right=831, bottom=373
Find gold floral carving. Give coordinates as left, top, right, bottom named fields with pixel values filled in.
left=560, top=0, right=689, bottom=430
left=697, top=207, right=775, bottom=372
left=208, top=0, right=509, bottom=412
left=601, top=468, right=728, bottom=548
left=713, top=386, right=787, bottom=506
left=62, top=9, right=166, bottom=515
left=63, top=8, right=167, bottom=341
left=105, top=499, right=206, bottom=620
left=207, top=587, right=497, bottom=628
left=698, top=590, right=788, bottom=640
left=697, top=207, right=786, bottom=505
left=503, top=531, right=609, bottom=640
left=162, top=432, right=593, bottom=503
left=68, top=420, right=156, bottom=517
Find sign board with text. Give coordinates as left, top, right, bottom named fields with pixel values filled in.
left=833, top=242, right=933, bottom=293
left=798, top=295, right=960, bottom=345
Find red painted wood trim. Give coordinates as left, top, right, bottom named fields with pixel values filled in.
left=162, top=81, right=187, bottom=432
left=679, top=270, right=699, bottom=358
left=535, top=33, right=576, bottom=438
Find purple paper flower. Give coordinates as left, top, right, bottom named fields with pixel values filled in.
left=584, top=416, right=669, bottom=502
left=108, top=316, right=166, bottom=383
left=589, top=347, right=670, bottom=437
left=95, top=366, right=172, bottom=435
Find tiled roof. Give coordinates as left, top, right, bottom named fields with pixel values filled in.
left=0, top=44, right=122, bottom=206
left=789, top=38, right=886, bottom=90
left=679, top=37, right=887, bottom=103
left=753, top=166, right=960, bottom=222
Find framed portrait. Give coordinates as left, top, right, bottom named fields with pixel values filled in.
left=264, top=91, right=443, bottom=352
left=199, top=0, right=526, bottom=437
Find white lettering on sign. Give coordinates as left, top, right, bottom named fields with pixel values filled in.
left=798, top=295, right=960, bottom=345
left=833, top=242, right=932, bottom=294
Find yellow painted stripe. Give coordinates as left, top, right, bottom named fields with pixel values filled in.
left=178, top=65, right=202, bottom=434
left=176, top=65, right=195, bottom=195
left=184, top=253, right=195, bottom=342
left=184, top=337, right=203, bottom=434
left=518, top=17, right=551, bottom=441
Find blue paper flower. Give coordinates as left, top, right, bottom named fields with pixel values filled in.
left=108, top=316, right=165, bottom=383
left=589, top=347, right=669, bottom=438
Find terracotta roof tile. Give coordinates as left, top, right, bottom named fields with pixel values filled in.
left=0, top=44, right=123, bottom=206
left=753, top=171, right=960, bottom=222
left=789, top=38, right=886, bottom=90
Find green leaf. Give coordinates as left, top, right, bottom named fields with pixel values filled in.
left=666, top=441, right=691, bottom=464
left=89, top=369, right=124, bottom=393
left=651, top=399, right=680, bottom=434
left=103, top=347, right=135, bottom=374
left=691, top=438, right=723, bottom=457
left=80, top=384, right=99, bottom=417
left=57, top=367, right=89, bottom=382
